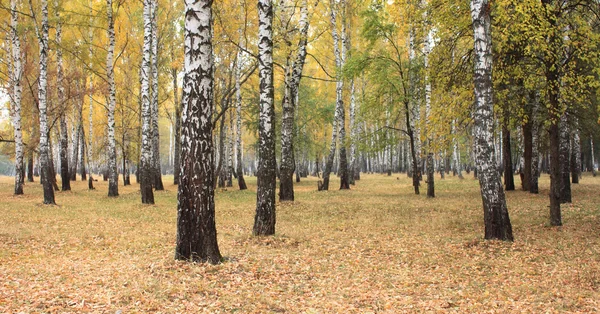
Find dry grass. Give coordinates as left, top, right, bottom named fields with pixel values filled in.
left=0, top=172, right=599, bottom=313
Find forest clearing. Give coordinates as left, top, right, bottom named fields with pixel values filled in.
left=1, top=173, right=599, bottom=312
left=2, top=0, right=600, bottom=311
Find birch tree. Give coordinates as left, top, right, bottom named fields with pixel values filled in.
left=10, top=0, right=24, bottom=195
left=253, top=0, right=277, bottom=236
left=151, top=0, right=164, bottom=191
left=34, top=0, right=56, bottom=204
left=235, top=22, right=247, bottom=190
left=322, top=0, right=349, bottom=191
left=279, top=0, right=311, bottom=201
left=87, top=3, right=95, bottom=190
left=471, top=0, right=513, bottom=241
left=175, top=0, right=222, bottom=264
left=55, top=0, right=70, bottom=192
left=106, top=0, right=119, bottom=197
left=140, top=0, right=155, bottom=204
left=570, top=117, right=581, bottom=184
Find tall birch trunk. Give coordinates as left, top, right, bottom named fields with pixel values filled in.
left=37, top=0, right=55, bottom=204
left=409, top=28, right=421, bottom=182
left=471, top=0, right=513, bottom=241
left=151, top=0, right=164, bottom=191
left=423, top=14, right=434, bottom=197
left=87, top=4, right=95, bottom=189
left=140, top=0, right=155, bottom=204
left=235, top=27, right=247, bottom=190
left=55, top=1, right=69, bottom=191
left=176, top=0, right=221, bottom=264
left=570, top=116, right=581, bottom=184
left=106, top=0, right=119, bottom=197
left=10, top=0, right=24, bottom=195
left=348, top=81, right=358, bottom=184
left=254, top=0, right=277, bottom=236
left=280, top=0, right=310, bottom=200
left=172, top=67, right=182, bottom=185
left=227, top=110, right=234, bottom=187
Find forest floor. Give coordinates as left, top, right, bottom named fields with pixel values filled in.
left=0, top=173, right=599, bottom=313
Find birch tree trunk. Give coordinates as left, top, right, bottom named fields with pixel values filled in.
left=106, top=0, right=119, bottom=197
left=10, top=0, right=24, bottom=195
left=54, top=1, right=69, bottom=191
left=172, top=67, right=182, bottom=185
left=348, top=81, right=358, bottom=184
left=87, top=5, right=95, bottom=189
left=280, top=0, right=310, bottom=201
left=423, top=17, right=434, bottom=197
left=151, top=0, right=164, bottom=191
left=176, top=0, right=221, bottom=264
left=37, top=0, right=56, bottom=204
left=409, top=28, right=421, bottom=183
left=235, top=29, right=247, bottom=190
left=570, top=116, right=581, bottom=184
left=337, top=0, right=350, bottom=190
left=140, top=0, right=155, bottom=204
left=70, top=121, right=80, bottom=181
left=471, top=0, right=513, bottom=241
left=254, top=0, right=277, bottom=236
left=79, top=124, right=86, bottom=180
left=452, top=119, right=464, bottom=180
left=227, top=110, right=234, bottom=187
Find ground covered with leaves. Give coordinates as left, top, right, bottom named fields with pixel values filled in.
left=0, top=173, right=599, bottom=313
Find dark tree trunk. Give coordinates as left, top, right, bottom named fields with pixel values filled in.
left=559, top=113, right=571, bottom=203
left=79, top=128, right=87, bottom=181
left=522, top=115, right=532, bottom=192
left=530, top=91, right=540, bottom=194
left=59, top=114, right=70, bottom=191
left=405, top=101, right=420, bottom=195
left=502, top=116, right=515, bottom=191
left=570, top=118, right=581, bottom=184
left=27, top=152, right=34, bottom=182
left=426, top=153, right=434, bottom=198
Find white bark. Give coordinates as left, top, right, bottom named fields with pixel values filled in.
left=471, top=0, right=512, bottom=240
left=10, top=0, right=24, bottom=195
left=254, top=0, right=277, bottom=235
left=140, top=0, right=154, bottom=203
left=176, top=0, right=221, bottom=263
left=36, top=0, right=55, bottom=203
left=452, top=119, right=463, bottom=178
left=151, top=0, right=163, bottom=190
left=87, top=2, right=94, bottom=180
left=106, top=0, right=119, bottom=197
